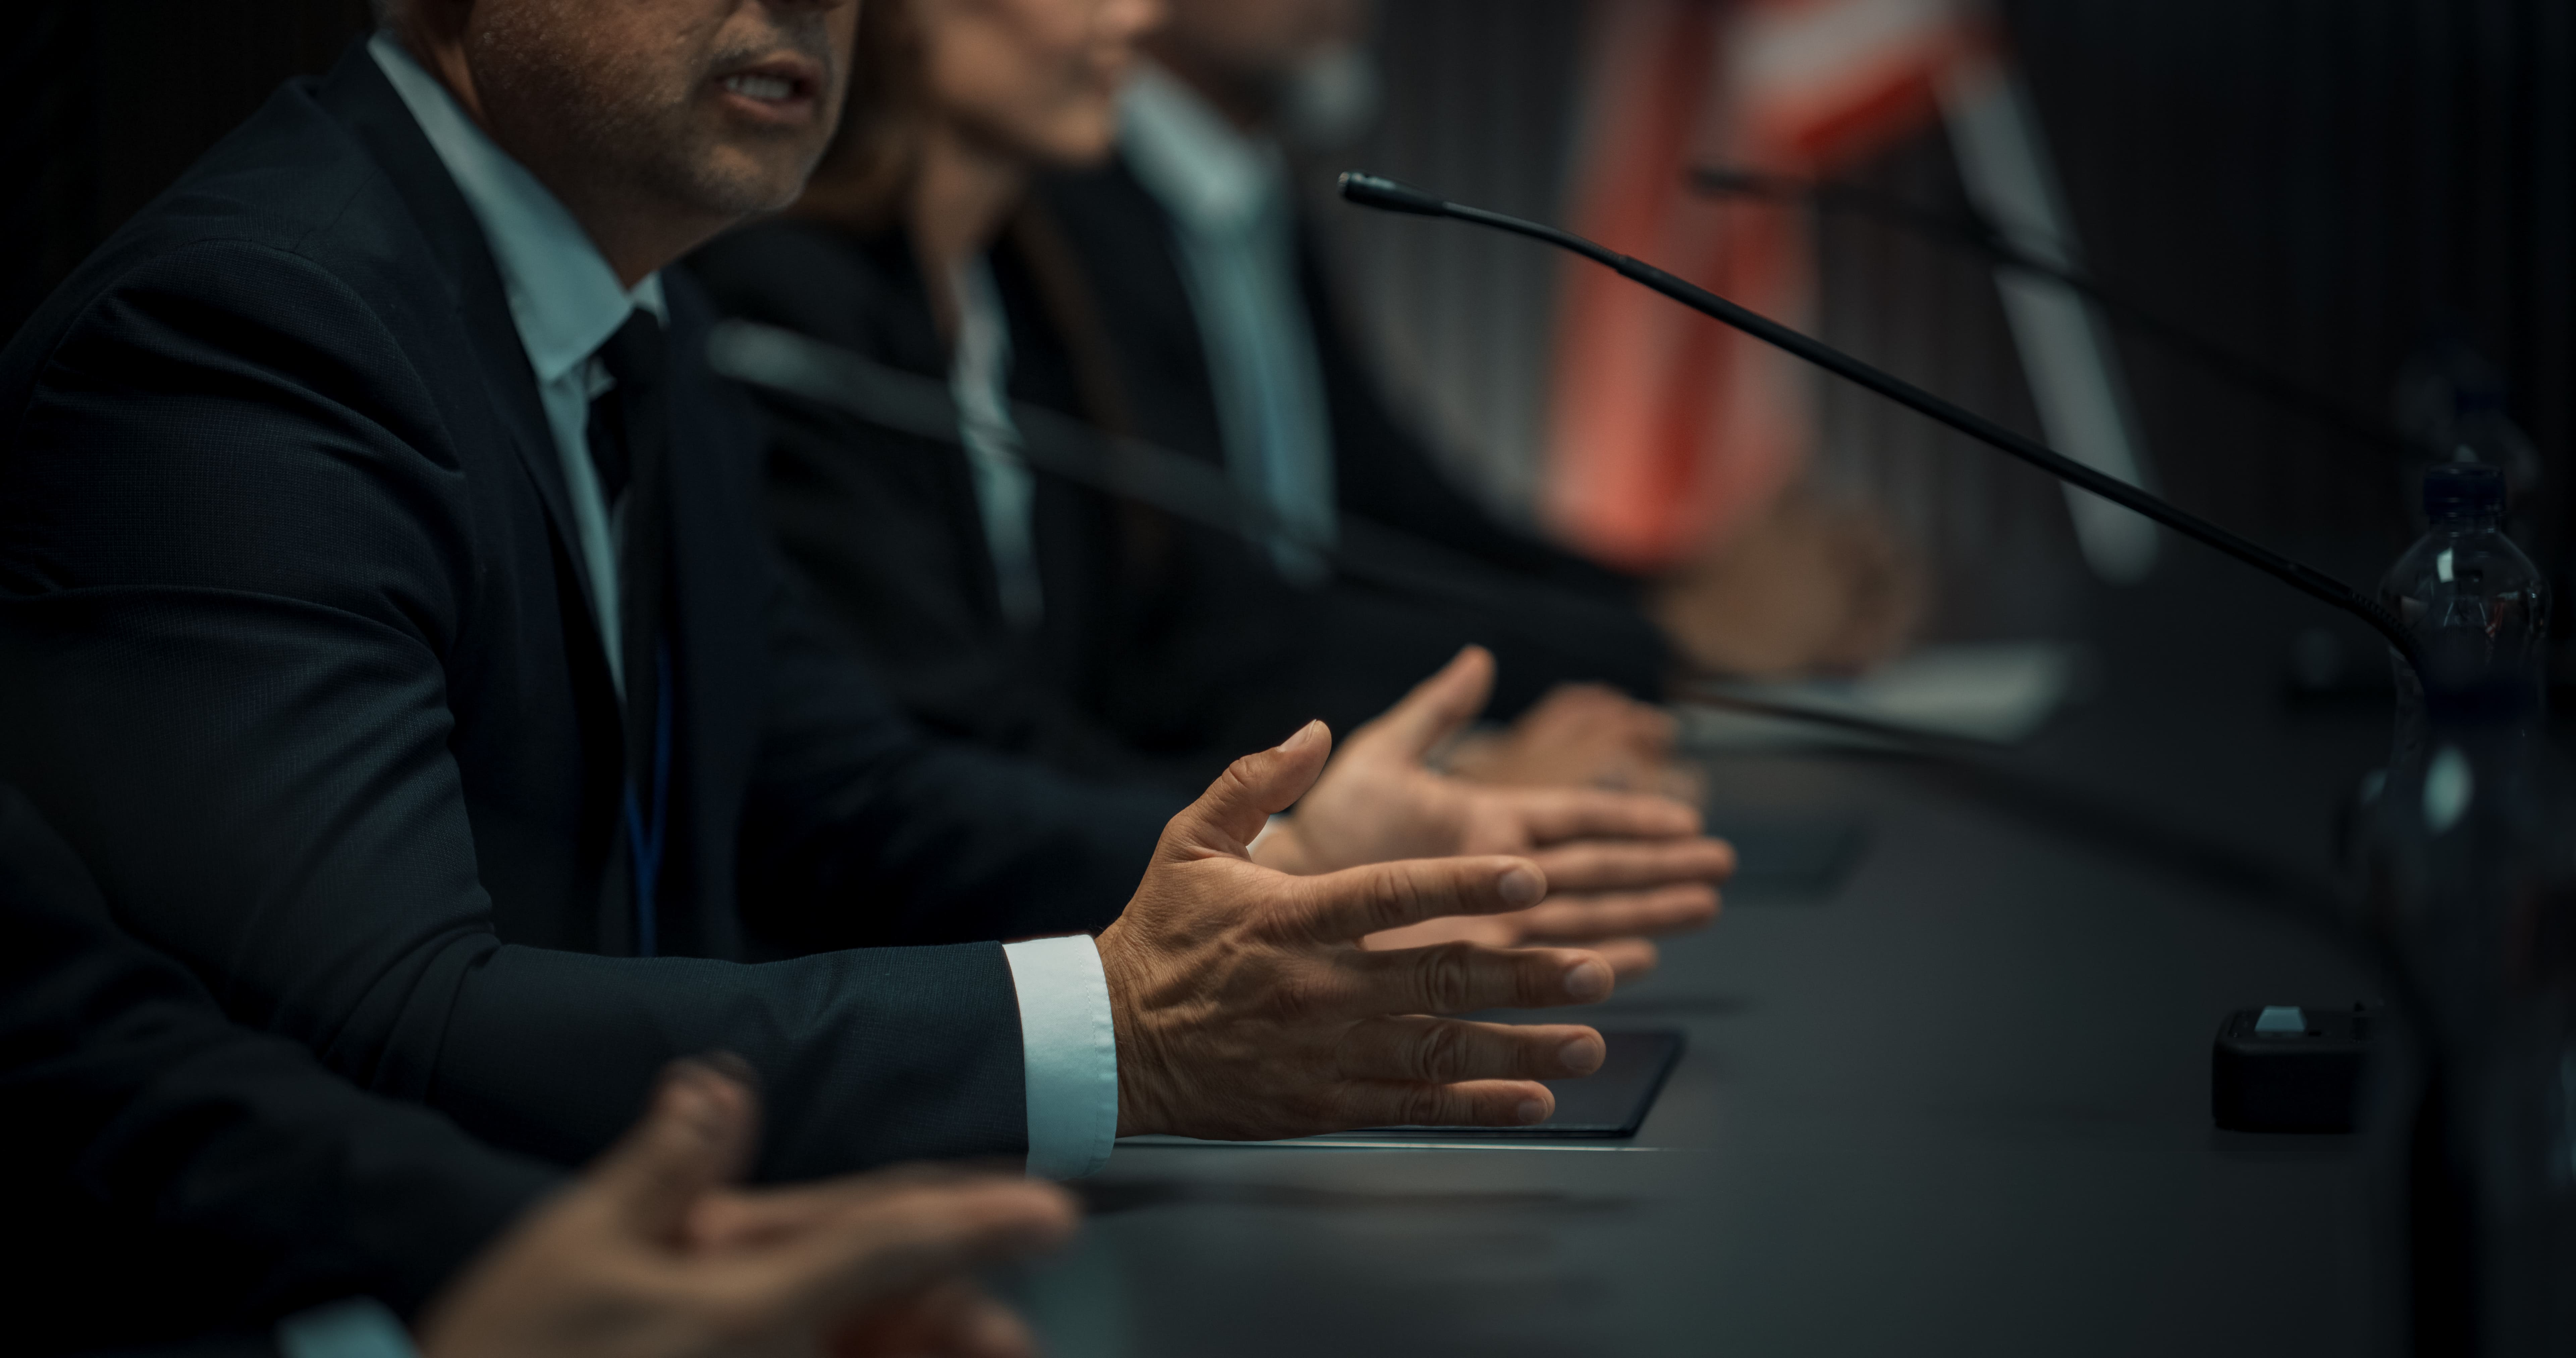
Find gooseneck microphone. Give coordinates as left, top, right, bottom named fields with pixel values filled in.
left=1337, top=171, right=2420, bottom=669
left=705, top=318, right=1658, bottom=656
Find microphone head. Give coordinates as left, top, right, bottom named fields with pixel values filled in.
left=1337, top=172, right=1447, bottom=217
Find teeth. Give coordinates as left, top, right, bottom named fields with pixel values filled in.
left=724, top=74, right=794, bottom=101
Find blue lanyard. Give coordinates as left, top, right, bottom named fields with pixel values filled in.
left=624, top=643, right=673, bottom=957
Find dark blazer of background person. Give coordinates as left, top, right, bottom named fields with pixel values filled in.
left=1033, top=156, right=1674, bottom=739
left=688, top=214, right=1201, bottom=792
left=691, top=195, right=1669, bottom=786
left=0, top=783, right=560, bottom=1356
left=0, top=44, right=1174, bottom=1181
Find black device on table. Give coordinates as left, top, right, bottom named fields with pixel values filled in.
left=2212, top=1004, right=2379, bottom=1134
left=1318, top=1029, right=1686, bottom=1141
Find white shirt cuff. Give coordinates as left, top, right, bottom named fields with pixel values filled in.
left=276, top=1298, right=418, bottom=1358
left=1001, top=934, right=1118, bottom=1179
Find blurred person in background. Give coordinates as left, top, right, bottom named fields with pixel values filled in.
left=691, top=0, right=1692, bottom=797
left=1037, top=0, right=1918, bottom=706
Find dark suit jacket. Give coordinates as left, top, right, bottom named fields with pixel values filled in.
left=0, top=42, right=1169, bottom=1180
left=695, top=182, right=1672, bottom=787
left=687, top=219, right=1196, bottom=791
left=1035, top=156, right=1673, bottom=749
left=0, top=783, right=557, bottom=1355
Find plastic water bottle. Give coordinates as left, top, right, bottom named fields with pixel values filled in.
left=2363, top=671, right=2576, bottom=1355
left=2379, top=463, right=2551, bottom=773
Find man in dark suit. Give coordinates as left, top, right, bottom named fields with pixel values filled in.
left=0, top=784, right=1075, bottom=1356
left=1041, top=0, right=1919, bottom=708
left=0, top=0, right=1721, bottom=1183
left=1033, top=2, right=1674, bottom=753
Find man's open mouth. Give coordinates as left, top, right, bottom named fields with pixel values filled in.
left=721, top=72, right=803, bottom=103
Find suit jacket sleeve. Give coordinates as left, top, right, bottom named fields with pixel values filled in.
left=736, top=561, right=1174, bottom=953
left=0, top=784, right=557, bottom=1350
left=0, top=240, right=1041, bottom=1178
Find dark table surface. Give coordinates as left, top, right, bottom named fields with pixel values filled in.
left=1015, top=546, right=2428, bottom=1356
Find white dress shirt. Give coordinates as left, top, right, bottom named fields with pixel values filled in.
left=368, top=34, right=1117, bottom=1180
left=1120, top=63, right=1339, bottom=585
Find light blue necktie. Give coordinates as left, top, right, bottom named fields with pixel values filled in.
left=1170, top=199, right=1340, bottom=584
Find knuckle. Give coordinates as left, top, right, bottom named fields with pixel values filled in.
left=1403, top=1021, right=1471, bottom=1082
left=1395, top=1083, right=1455, bottom=1127
left=1264, top=969, right=1334, bottom=1023
left=1518, top=950, right=1573, bottom=1000
left=1415, top=942, right=1481, bottom=1013
left=1208, top=762, right=1262, bottom=814
left=1375, top=866, right=1432, bottom=930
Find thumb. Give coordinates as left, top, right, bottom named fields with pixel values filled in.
left=580, top=1059, right=759, bottom=1242
left=1350, top=646, right=1495, bottom=763
left=1166, top=719, right=1332, bottom=857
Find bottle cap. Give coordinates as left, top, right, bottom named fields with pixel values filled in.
left=2422, top=461, right=2505, bottom=520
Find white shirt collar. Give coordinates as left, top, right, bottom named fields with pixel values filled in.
left=1119, top=62, right=1289, bottom=237
left=367, top=32, right=665, bottom=387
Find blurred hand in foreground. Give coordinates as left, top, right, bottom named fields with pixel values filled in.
left=1099, top=720, right=1622, bottom=1138
left=1255, top=648, right=1732, bottom=979
left=418, top=1059, right=1076, bottom=1358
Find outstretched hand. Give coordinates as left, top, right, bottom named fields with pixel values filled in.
left=1444, top=680, right=1702, bottom=800
left=1098, top=721, right=1618, bottom=1139
left=417, top=1060, right=1076, bottom=1358
left=1254, top=647, right=1732, bottom=978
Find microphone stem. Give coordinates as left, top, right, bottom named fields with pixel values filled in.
left=1420, top=195, right=2420, bottom=670
left=1687, top=168, right=2407, bottom=462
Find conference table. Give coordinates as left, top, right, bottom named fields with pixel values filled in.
left=1014, top=547, right=2418, bottom=1357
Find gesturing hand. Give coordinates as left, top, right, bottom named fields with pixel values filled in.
left=1098, top=721, right=1620, bottom=1140
left=1444, top=680, right=1701, bottom=799
left=418, top=1059, right=1076, bottom=1358
left=1254, top=647, right=1733, bottom=978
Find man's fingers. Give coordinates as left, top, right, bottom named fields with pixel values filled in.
left=1331, top=1078, right=1559, bottom=1129
left=1288, top=854, right=1547, bottom=941
left=1338, top=1017, right=1605, bottom=1083
left=1343, top=941, right=1613, bottom=1013
left=1524, top=835, right=1735, bottom=893
left=581, top=1059, right=758, bottom=1240
left=1621, top=700, right=1682, bottom=756
left=1347, top=645, right=1495, bottom=762
left=690, top=1160, right=1018, bottom=1252
left=1511, top=883, right=1722, bottom=940
left=1503, top=786, right=1713, bottom=847
left=1163, top=720, right=1333, bottom=858
left=1588, top=937, right=1661, bottom=980
left=1358, top=913, right=1518, bottom=953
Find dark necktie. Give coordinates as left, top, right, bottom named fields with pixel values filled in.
left=587, top=311, right=674, bottom=955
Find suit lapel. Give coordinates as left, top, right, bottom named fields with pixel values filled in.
left=314, top=44, right=604, bottom=638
